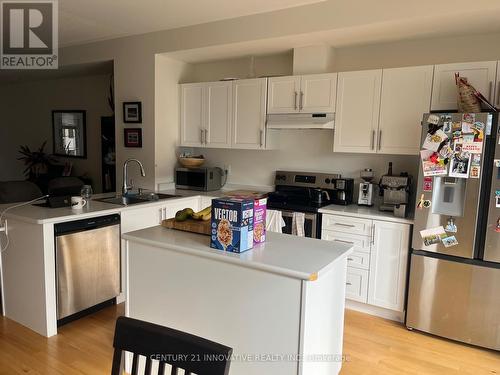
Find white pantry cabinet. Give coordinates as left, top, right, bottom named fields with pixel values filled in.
left=368, top=221, right=410, bottom=312
left=267, top=73, right=337, bottom=114
left=378, top=65, right=433, bottom=155
left=232, top=78, right=267, bottom=149
left=431, top=61, right=497, bottom=111
left=321, top=214, right=411, bottom=316
left=334, top=69, right=382, bottom=153
left=179, top=79, right=267, bottom=149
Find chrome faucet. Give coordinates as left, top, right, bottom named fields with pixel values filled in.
left=122, top=159, right=146, bottom=196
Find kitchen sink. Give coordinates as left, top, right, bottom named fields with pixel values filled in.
left=96, top=193, right=179, bottom=206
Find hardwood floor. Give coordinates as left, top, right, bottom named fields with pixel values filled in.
left=0, top=304, right=498, bottom=374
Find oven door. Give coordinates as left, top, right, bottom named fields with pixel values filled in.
left=281, top=210, right=318, bottom=238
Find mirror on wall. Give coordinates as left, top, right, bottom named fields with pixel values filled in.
left=52, top=110, right=87, bottom=158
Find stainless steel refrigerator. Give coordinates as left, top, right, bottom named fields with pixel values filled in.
left=406, top=112, right=500, bottom=351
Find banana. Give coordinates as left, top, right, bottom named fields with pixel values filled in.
left=200, top=212, right=211, bottom=221
left=192, top=206, right=211, bottom=220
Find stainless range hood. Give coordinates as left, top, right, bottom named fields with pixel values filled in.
left=266, top=113, right=335, bottom=130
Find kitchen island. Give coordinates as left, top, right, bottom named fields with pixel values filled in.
left=123, top=227, right=353, bottom=375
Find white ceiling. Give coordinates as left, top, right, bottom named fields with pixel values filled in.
left=168, top=8, right=500, bottom=63
left=59, top=0, right=325, bottom=46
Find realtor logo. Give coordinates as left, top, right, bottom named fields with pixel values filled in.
left=1, top=0, right=58, bottom=69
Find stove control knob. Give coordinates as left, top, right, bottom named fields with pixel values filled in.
left=325, top=178, right=331, bottom=184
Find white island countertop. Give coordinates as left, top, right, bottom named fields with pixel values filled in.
left=123, top=227, right=353, bottom=281
left=319, top=204, right=414, bottom=225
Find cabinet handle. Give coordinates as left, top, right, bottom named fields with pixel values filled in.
left=489, top=81, right=493, bottom=102
left=159, top=208, right=163, bottom=223
left=347, top=257, right=354, bottom=261
left=371, top=130, right=375, bottom=150
left=200, top=129, right=204, bottom=144
left=294, top=91, right=298, bottom=110
left=346, top=282, right=352, bottom=286
left=334, top=239, right=355, bottom=245
left=371, top=224, right=375, bottom=245
left=204, top=129, right=208, bottom=145
left=334, top=223, right=355, bottom=228
left=378, top=130, right=382, bottom=151
left=259, top=129, right=264, bottom=147
left=299, top=91, right=304, bottom=110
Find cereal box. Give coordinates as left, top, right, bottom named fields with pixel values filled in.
left=224, top=191, right=267, bottom=245
left=210, top=197, right=254, bottom=253
left=252, top=198, right=267, bottom=244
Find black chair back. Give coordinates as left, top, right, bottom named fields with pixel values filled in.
left=112, top=316, right=232, bottom=375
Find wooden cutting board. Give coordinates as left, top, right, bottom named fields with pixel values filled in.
left=161, top=218, right=211, bottom=236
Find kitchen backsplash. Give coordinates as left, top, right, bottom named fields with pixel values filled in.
left=185, top=130, right=419, bottom=198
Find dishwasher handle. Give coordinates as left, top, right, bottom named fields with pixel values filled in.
left=54, top=214, right=120, bottom=236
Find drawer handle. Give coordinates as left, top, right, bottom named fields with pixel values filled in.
left=347, top=257, right=354, bottom=261
left=334, top=239, right=355, bottom=245
left=334, top=223, right=356, bottom=228
left=346, top=282, right=352, bottom=286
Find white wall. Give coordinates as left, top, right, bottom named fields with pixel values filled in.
left=185, top=52, right=293, bottom=83
left=155, top=55, right=192, bottom=186
left=0, top=74, right=112, bottom=192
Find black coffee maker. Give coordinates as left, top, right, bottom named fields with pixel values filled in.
left=330, top=178, right=354, bottom=205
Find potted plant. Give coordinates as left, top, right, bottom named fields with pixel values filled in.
left=17, top=141, right=57, bottom=179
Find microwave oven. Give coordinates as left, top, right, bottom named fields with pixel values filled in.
left=175, top=167, right=224, bottom=191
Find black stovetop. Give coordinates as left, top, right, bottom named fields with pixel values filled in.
left=267, top=186, right=334, bottom=213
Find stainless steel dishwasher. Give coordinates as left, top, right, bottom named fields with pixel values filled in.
left=55, top=214, right=120, bottom=321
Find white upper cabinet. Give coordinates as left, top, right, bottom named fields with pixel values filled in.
left=267, top=73, right=337, bottom=114
left=334, top=69, right=382, bottom=153
left=267, top=76, right=301, bottom=114
left=300, top=73, right=337, bottom=113
left=205, top=81, right=232, bottom=148
left=232, top=78, right=267, bottom=149
left=378, top=66, right=433, bottom=155
left=180, top=83, right=204, bottom=147
left=431, top=61, right=497, bottom=111
left=180, top=79, right=268, bottom=149
left=368, top=221, right=410, bottom=312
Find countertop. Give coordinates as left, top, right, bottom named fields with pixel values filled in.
left=319, top=204, right=414, bottom=225
left=0, top=190, right=221, bottom=225
left=123, top=226, right=353, bottom=281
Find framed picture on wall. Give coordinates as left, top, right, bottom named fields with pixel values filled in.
left=52, top=110, right=87, bottom=158
left=124, top=128, right=142, bottom=148
left=123, top=101, right=142, bottom=123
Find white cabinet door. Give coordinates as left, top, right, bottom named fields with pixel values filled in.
left=346, top=268, right=369, bottom=303
left=232, top=78, right=267, bottom=149
left=267, top=76, right=301, bottom=114
left=205, top=81, right=232, bottom=148
left=300, top=73, right=337, bottom=113
left=180, top=83, right=205, bottom=147
left=334, top=70, right=382, bottom=153
left=431, top=61, right=497, bottom=111
left=378, top=66, right=433, bottom=155
left=368, top=221, right=410, bottom=312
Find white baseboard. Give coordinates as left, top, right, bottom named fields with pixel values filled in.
left=345, top=299, right=404, bottom=322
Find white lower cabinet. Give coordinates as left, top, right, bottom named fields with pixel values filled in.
left=322, top=214, right=411, bottom=315
left=368, top=221, right=410, bottom=312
